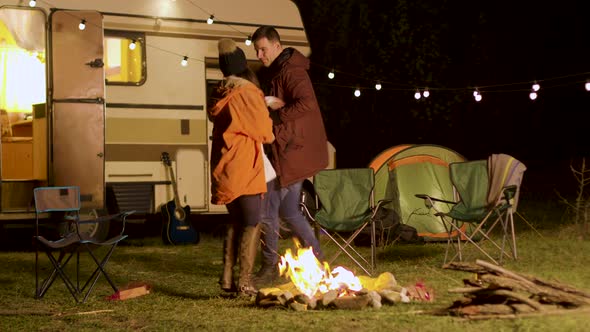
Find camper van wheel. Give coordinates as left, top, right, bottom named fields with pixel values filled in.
left=77, top=209, right=110, bottom=242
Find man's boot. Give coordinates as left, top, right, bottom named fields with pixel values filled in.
left=219, top=223, right=237, bottom=292
left=253, top=263, right=279, bottom=288
left=238, top=224, right=260, bottom=296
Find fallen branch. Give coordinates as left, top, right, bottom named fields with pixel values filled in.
left=53, top=309, right=114, bottom=317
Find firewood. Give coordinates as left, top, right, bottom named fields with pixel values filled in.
left=479, top=274, right=590, bottom=307
left=330, top=294, right=371, bottom=310
left=440, top=259, right=590, bottom=319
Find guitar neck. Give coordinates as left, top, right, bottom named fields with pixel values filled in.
left=167, top=164, right=182, bottom=207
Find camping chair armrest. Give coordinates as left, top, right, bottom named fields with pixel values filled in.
left=371, top=199, right=393, bottom=218
left=300, top=203, right=316, bottom=223
left=414, top=194, right=456, bottom=205
left=499, top=185, right=518, bottom=205
left=415, top=194, right=457, bottom=215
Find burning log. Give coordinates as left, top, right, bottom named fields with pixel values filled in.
left=439, top=259, right=590, bottom=319
left=256, top=272, right=424, bottom=310
left=256, top=245, right=433, bottom=310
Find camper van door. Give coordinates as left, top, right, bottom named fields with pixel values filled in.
left=50, top=10, right=105, bottom=210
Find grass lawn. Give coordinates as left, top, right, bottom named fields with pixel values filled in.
left=0, top=201, right=589, bottom=331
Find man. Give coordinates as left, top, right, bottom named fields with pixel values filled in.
left=251, top=26, right=329, bottom=285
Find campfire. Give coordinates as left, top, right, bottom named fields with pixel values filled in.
left=256, top=244, right=432, bottom=310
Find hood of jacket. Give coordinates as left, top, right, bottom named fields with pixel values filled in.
left=272, top=47, right=309, bottom=71
left=208, top=75, right=254, bottom=117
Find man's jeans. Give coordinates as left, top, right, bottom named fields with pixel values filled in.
left=260, top=179, right=323, bottom=267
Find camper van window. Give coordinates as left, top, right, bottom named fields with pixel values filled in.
left=0, top=7, right=46, bottom=114
left=104, top=30, right=146, bottom=86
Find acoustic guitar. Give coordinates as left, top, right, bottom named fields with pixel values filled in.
left=160, top=152, right=199, bottom=245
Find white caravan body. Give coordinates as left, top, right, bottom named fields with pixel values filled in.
left=0, top=0, right=334, bottom=222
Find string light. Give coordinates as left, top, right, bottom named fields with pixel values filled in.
left=354, top=87, right=361, bottom=97
left=28, top=0, right=36, bottom=7
left=62, top=0, right=588, bottom=104
left=473, top=88, right=482, bottom=102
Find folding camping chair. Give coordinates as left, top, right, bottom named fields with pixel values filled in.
left=416, top=154, right=526, bottom=266
left=300, top=168, right=390, bottom=276
left=34, top=186, right=134, bottom=303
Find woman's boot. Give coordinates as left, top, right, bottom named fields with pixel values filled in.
left=219, top=223, right=237, bottom=292
left=238, top=224, right=260, bottom=296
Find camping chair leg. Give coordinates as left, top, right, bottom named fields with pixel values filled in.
left=39, top=250, right=80, bottom=302
left=370, top=219, right=376, bottom=273
left=36, top=249, right=76, bottom=299
left=444, top=217, right=501, bottom=266
left=323, top=231, right=372, bottom=276
left=509, top=209, right=517, bottom=259
left=440, top=217, right=462, bottom=266
left=76, top=251, right=81, bottom=292
left=328, top=226, right=371, bottom=267
left=79, top=243, right=121, bottom=303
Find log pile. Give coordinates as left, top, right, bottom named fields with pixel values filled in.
left=438, top=259, right=590, bottom=319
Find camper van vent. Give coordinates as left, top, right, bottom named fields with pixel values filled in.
left=107, top=183, right=154, bottom=215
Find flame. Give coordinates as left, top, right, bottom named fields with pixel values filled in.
left=278, top=243, right=362, bottom=298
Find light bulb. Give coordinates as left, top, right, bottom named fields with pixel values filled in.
left=79, top=19, right=86, bottom=30
left=29, top=0, right=36, bottom=7
left=375, top=82, right=382, bottom=90
left=585, top=82, right=590, bottom=91
left=245, top=36, right=252, bottom=46
left=207, top=15, right=214, bottom=25
left=532, top=82, right=540, bottom=91
left=181, top=56, right=188, bottom=67
left=473, top=89, right=479, bottom=97
left=129, top=40, right=136, bottom=50
left=423, top=89, right=430, bottom=98
left=529, top=91, right=538, bottom=100
left=354, top=88, right=361, bottom=97
left=475, top=94, right=482, bottom=102
left=328, top=71, right=335, bottom=79
left=414, top=91, right=421, bottom=100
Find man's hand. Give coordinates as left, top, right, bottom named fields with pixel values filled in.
left=265, top=96, right=285, bottom=111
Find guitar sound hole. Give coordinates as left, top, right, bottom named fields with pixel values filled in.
left=175, top=209, right=186, bottom=221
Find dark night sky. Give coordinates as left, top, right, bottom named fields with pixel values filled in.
left=293, top=0, right=590, bottom=195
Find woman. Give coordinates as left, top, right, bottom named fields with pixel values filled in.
left=208, top=38, right=274, bottom=295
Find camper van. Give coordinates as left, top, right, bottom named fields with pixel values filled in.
left=0, top=0, right=335, bottom=232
